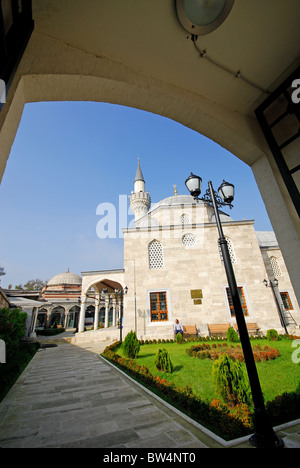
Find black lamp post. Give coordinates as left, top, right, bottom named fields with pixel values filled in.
left=115, top=286, right=128, bottom=343
left=185, top=173, right=283, bottom=449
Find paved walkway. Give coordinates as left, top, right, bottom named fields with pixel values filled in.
left=0, top=336, right=299, bottom=449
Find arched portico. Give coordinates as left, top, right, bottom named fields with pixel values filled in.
left=0, top=1, right=299, bottom=305
left=78, top=270, right=125, bottom=332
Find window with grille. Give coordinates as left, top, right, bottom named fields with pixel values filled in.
left=148, top=240, right=164, bottom=269
left=270, top=256, right=282, bottom=277
left=280, top=292, right=293, bottom=310
left=180, top=213, right=190, bottom=224
left=219, top=237, right=237, bottom=265
left=226, top=287, right=249, bottom=317
left=149, top=292, right=168, bottom=321
left=182, top=233, right=196, bottom=247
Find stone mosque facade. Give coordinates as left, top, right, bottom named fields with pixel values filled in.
left=29, top=161, right=299, bottom=342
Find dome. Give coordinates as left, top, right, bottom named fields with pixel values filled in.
left=147, top=194, right=233, bottom=223
left=149, top=195, right=202, bottom=213
left=47, top=270, right=82, bottom=286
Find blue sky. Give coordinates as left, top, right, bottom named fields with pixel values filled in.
left=0, top=101, right=272, bottom=288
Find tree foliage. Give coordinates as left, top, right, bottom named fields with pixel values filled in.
left=155, top=348, right=174, bottom=373
left=14, top=278, right=47, bottom=290
left=0, top=308, right=27, bottom=358
left=122, top=330, right=140, bottom=359
left=212, top=354, right=252, bottom=407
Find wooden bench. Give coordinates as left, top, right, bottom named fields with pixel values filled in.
left=234, top=323, right=260, bottom=336
left=208, top=324, right=230, bottom=337
left=183, top=325, right=198, bottom=338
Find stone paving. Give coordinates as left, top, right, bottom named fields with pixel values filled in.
left=0, top=336, right=299, bottom=449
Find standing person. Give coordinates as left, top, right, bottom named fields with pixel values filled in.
left=174, top=319, right=183, bottom=336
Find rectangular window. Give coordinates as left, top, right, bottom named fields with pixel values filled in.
left=150, top=292, right=168, bottom=322
left=280, top=292, right=293, bottom=310
left=226, top=287, right=249, bottom=317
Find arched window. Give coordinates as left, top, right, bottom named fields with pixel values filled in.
left=148, top=240, right=164, bottom=269
left=219, top=237, right=237, bottom=265
left=270, top=256, right=282, bottom=277
left=182, top=233, right=197, bottom=248
left=180, top=213, right=190, bottom=224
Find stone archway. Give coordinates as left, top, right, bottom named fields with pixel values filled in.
left=50, top=306, right=65, bottom=328
left=77, top=270, right=125, bottom=332
left=0, top=26, right=299, bottom=304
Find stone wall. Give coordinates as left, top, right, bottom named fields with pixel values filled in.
left=123, top=205, right=291, bottom=340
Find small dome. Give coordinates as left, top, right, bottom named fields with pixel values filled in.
left=47, top=270, right=82, bottom=286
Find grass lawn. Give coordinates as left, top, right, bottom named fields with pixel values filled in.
left=115, top=339, right=300, bottom=404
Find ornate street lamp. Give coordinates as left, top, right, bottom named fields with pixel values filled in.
left=185, top=173, right=283, bottom=448
left=115, top=286, right=128, bottom=343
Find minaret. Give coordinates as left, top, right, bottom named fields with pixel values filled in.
left=129, top=159, right=151, bottom=223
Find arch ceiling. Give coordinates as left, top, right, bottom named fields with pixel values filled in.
left=31, top=0, right=299, bottom=116
left=1, top=0, right=300, bottom=174
left=0, top=0, right=299, bottom=303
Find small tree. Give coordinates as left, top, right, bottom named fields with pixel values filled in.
left=212, top=354, right=251, bottom=407
left=266, top=329, right=279, bottom=341
left=155, top=348, right=174, bottom=373
left=227, top=326, right=240, bottom=343
left=122, top=330, right=140, bottom=358
left=175, top=332, right=183, bottom=344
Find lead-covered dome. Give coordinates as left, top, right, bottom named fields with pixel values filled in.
left=47, top=270, right=82, bottom=286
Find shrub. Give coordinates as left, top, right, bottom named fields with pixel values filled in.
left=175, top=332, right=183, bottom=344
left=155, top=348, right=174, bottom=373
left=266, top=392, right=300, bottom=426
left=122, top=330, right=140, bottom=358
left=0, top=307, right=27, bottom=358
left=226, top=326, right=240, bottom=343
left=212, top=354, right=252, bottom=407
left=266, top=329, right=279, bottom=341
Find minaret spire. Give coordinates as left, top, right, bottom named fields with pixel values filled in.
left=129, top=158, right=151, bottom=224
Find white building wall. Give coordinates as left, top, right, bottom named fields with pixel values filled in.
left=123, top=202, right=288, bottom=340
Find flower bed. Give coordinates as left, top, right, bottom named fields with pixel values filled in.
left=102, top=342, right=253, bottom=440
left=186, top=342, right=280, bottom=362
left=102, top=339, right=300, bottom=441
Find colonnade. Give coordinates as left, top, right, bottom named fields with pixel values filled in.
left=78, top=292, right=121, bottom=333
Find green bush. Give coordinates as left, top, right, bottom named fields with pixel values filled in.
left=175, top=332, right=183, bottom=344
left=0, top=308, right=27, bottom=359
left=155, top=348, right=174, bottom=373
left=122, top=330, right=140, bottom=358
left=226, top=326, right=240, bottom=343
left=212, top=354, right=252, bottom=407
left=266, top=329, right=279, bottom=341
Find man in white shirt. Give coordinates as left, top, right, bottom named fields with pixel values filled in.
left=174, top=319, right=183, bottom=336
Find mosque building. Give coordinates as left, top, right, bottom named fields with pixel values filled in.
left=72, top=160, right=299, bottom=344
left=9, top=159, right=297, bottom=341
